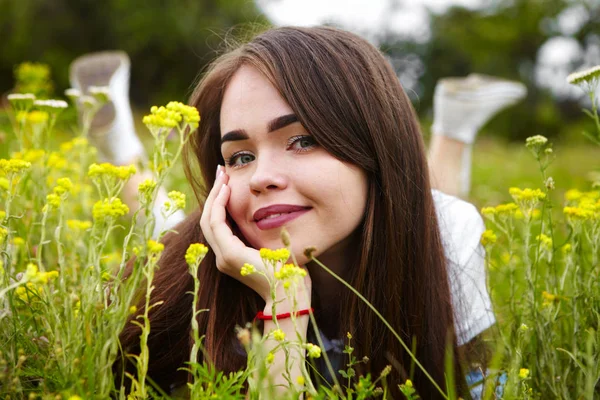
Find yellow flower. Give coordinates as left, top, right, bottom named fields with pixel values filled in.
left=0, top=211, right=5, bottom=221
left=480, top=207, right=496, bottom=217
left=565, top=189, right=583, bottom=202
left=509, top=187, right=546, bottom=202
left=88, top=163, right=136, bottom=181
left=11, top=237, right=25, bottom=247
left=561, top=244, right=572, bottom=254
left=92, top=198, right=129, bottom=222
left=185, top=243, right=208, bottom=266
left=495, top=203, right=519, bottom=216
left=271, top=329, right=286, bottom=341
left=480, top=229, right=497, bottom=246
left=46, top=193, right=61, bottom=208
left=165, top=191, right=186, bottom=211
left=143, top=105, right=182, bottom=129
left=259, top=248, right=291, bottom=264
left=306, top=343, right=322, bottom=358
left=0, top=159, right=32, bottom=175
left=16, top=282, right=42, bottom=302
left=296, top=376, right=305, bottom=386
left=266, top=352, right=275, bottom=364
left=274, top=263, right=307, bottom=288
left=536, top=234, right=552, bottom=249
left=138, top=179, right=157, bottom=195
left=67, top=219, right=92, bottom=232
left=564, top=206, right=595, bottom=221
left=129, top=306, right=138, bottom=314
left=13, top=149, right=45, bottom=164
left=26, top=110, right=49, bottom=124
left=25, top=263, right=39, bottom=280
left=240, top=263, right=256, bottom=276
left=405, top=379, right=413, bottom=388
left=542, top=290, right=559, bottom=306
left=518, top=368, right=530, bottom=379
left=68, top=396, right=83, bottom=400
left=147, top=240, right=165, bottom=255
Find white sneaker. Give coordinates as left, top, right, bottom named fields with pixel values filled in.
left=432, top=74, right=527, bottom=144
left=69, top=51, right=145, bottom=165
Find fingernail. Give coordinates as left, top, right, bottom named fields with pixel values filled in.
left=216, top=165, right=222, bottom=179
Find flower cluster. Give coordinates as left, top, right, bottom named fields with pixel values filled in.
left=271, top=329, right=286, bottom=342
left=34, top=99, right=68, bottom=112
left=563, top=190, right=600, bottom=222
left=566, top=65, right=600, bottom=86
left=509, top=187, right=546, bottom=202
left=275, top=263, right=307, bottom=289
left=7, top=93, right=36, bottom=110
left=185, top=243, right=209, bottom=266
left=164, top=101, right=200, bottom=127
left=259, top=248, right=291, bottom=264
left=536, top=234, right=552, bottom=250
left=525, top=135, right=552, bottom=158
left=164, top=191, right=186, bottom=213
left=11, top=149, right=45, bottom=164
left=541, top=290, right=560, bottom=307
left=0, top=159, right=32, bottom=175
left=519, top=368, right=530, bottom=379
left=305, top=343, right=322, bottom=358
left=147, top=240, right=165, bottom=255
left=138, top=179, right=157, bottom=196
left=480, top=229, right=497, bottom=246
left=45, top=178, right=74, bottom=210
left=92, top=197, right=129, bottom=222
left=481, top=202, right=521, bottom=220
left=143, top=102, right=200, bottom=131
left=24, top=263, right=59, bottom=284
left=240, top=263, right=256, bottom=276
left=88, top=163, right=136, bottom=181
left=67, top=219, right=92, bottom=232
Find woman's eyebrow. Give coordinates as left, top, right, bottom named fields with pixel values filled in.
left=221, top=114, right=299, bottom=145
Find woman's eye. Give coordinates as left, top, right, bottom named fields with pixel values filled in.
left=227, top=152, right=255, bottom=167
left=288, top=135, right=317, bottom=152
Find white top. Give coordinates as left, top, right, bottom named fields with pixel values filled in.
left=432, top=189, right=495, bottom=345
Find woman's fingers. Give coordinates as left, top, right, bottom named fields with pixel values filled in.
left=200, top=166, right=228, bottom=257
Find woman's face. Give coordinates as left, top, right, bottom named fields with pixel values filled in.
left=219, top=65, right=368, bottom=265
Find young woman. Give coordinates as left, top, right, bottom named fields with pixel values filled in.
left=71, top=26, right=526, bottom=398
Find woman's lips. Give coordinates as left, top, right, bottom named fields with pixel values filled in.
left=253, top=204, right=312, bottom=231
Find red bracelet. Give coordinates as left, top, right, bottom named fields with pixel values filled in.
left=255, top=308, right=314, bottom=322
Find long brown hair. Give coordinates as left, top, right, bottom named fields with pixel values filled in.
left=118, top=26, right=467, bottom=398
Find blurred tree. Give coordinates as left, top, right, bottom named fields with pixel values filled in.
left=0, top=0, right=269, bottom=106
left=379, top=0, right=600, bottom=140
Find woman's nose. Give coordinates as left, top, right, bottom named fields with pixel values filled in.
left=248, top=154, right=288, bottom=194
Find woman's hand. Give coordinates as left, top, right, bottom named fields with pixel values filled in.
left=200, top=165, right=311, bottom=308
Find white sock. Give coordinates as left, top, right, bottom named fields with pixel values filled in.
left=69, top=51, right=146, bottom=166
left=432, top=74, right=527, bottom=144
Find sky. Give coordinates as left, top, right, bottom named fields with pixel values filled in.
left=258, top=0, right=598, bottom=100
left=258, top=0, right=486, bottom=43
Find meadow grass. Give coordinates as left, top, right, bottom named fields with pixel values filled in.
left=0, top=63, right=599, bottom=399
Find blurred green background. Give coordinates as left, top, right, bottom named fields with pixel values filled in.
left=0, top=0, right=599, bottom=140
left=0, top=0, right=599, bottom=210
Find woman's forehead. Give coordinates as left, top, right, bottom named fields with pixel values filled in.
left=219, top=66, right=293, bottom=137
